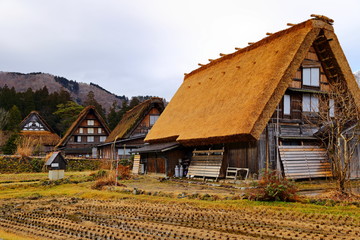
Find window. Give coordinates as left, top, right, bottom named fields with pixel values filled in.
left=87, top=120, right=94, bottom=126
left=75, top=136, right=81, bottom=142
left=302, top=67, right=320, bottom=87
left=283, top=95, right=291, bottom=115
left=329, top=99, right=335, bottom=117
left=88, top=128, right=94, bottom=134
left=87, top=136, right=94, bottom=142
left=150, top=115, right=160, bottom=126
left=79, top=128, right=83, bottom=133
left=303, top=94, right=319, bottom=112
left=98, top=128, right=102, bottom=134
left=100, top=136, right=106, bottom=142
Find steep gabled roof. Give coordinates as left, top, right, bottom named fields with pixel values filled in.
left=145, top=17, right=360, bottom=146
left=19, top=111, right=60, bottom=146
left=20, top=111, right=54, bottom=132
left=56, top=106, right=110, bottom=148
left=105, top=97, right=165, bottom=143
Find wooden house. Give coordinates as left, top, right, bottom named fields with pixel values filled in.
left=97, top=98, right=165, bottom=159
left=55, top=106, right=110, bottom=157
left=141, top=16, right=360, bottom=179
left=19, top=111, right=60, bottom=155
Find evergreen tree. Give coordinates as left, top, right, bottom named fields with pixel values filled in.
left=0, top=108, right=9, bottom=130
left=83, top=91, right=106, bottom=118
left=1, top=133, right=19, bottom=154
left=107, top=101, right=121, bottom=130
left=5, top=105, right=22, bottom=131
left=54, top=101, right=84, bottom=135
left=129, top=97, right=140, bottom=108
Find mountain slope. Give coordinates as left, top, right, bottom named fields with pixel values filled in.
left=0, top=72, right=125, bottom=111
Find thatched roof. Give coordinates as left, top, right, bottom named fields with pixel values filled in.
left=21, top=131, right=60, bottom=146
left=105, top=98, right=165, bottom=143
left=145, top=17, right=360, bottom=146
left=20, top=111, right=55, bottom=132
left=19, top=111, right=60, bottom=146
left=56, top=106, right=110, bottom=148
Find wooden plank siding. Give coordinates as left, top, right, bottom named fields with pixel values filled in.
left=224, top=142, right=259, bottom=176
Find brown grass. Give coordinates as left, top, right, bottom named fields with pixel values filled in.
left=16, top=137, right=39, bottom=158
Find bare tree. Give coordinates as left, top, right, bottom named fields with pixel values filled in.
left=308, top=80, right=360, bottom=193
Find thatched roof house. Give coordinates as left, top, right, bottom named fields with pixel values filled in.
left=140, top=16, right=360, bottom=179
left=145, top=17, right=360, bottom=146
left=56, top=106, right=110, bottom=157
left=19, top=111, right=60, bottom=154
left=98, top=98, right=165, bottom=159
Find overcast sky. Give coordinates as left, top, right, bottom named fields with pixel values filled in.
left=0, top=0, right=359, bottom=100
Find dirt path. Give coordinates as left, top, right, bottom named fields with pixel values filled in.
left=0, top=197, right=358, bottom=240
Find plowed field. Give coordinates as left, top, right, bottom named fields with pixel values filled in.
left=0, top=197, right=358, bottom=240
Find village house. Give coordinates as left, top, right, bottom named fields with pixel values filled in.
left=55, top=106, right=110, bottom=157
left=137, top=16, right=360, bottom=179
left=19, top=111, right=60, bottom=155
left=97, top=98, right=165, bottom=160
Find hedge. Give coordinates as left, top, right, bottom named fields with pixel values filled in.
left=0, top=156, right=103, bottom=173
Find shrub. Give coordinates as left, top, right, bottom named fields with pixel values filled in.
left=91, top=171, right=116, bottom=190
left=2, top=133, right=19, bottom=154
left=117, top=165, right=131, bottom=180
left=245, top=170, right=298, bottom=202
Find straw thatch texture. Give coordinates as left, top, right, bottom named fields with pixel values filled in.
left=55, top=106, right=110, bottom=148
left=105, top=98, right=165, bottom=143
left=145, top=19, right=358, bottom=146
left=20, top=131, right=60, bottom=146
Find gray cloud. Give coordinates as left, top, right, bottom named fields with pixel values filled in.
left=0, top=0, right=359, bottom=100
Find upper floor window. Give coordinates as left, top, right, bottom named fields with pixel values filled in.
left=87, top=136, right=94, bottom=142
left=79, top=128, right=84, bottom=134
left=98, top=128, right=102, bottom=134
left=75, top=136, right=81, bottom=142
left=88, top=128, right=94, bottom=134
left=150, top=115, right=160, bottom=126
left=303, top=67, right=320, bottom=87
left=87, top=120, right=94, bottom=126
left=283, top=95, right=291, bottom=115
left=303, top=94, right=319, bottom=112
left=100, top=136, right=106, bottom=142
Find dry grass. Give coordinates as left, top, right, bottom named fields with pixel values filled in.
left=15, top=136, right=39, bottom=158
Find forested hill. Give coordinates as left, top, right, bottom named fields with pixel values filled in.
left=0, top=72, right=126, bottom=111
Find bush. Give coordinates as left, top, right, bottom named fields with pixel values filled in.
left=0, top=156, right=45, bottom=173
left=2, top=133, right=19, bottom=154
left=91, top=171, right=116, bottom=190
left=117, top=165, right=131, bottom=180
left=245, top=170, right=298, bottom=202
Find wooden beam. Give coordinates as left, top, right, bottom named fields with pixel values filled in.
left=198, top=63, right=205, bottom=67
left=235, top=47, right=242, bottom=50
left=208, top=59, right=215, bottom=62
left=287, top=23, right=296, bottom=26
left=219, top=53, right=227, bottom=57
left=266, top=32, right=273, bottom=36
left=248, top=42, right=254, bottom=45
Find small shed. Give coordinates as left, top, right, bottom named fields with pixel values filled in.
left=45, top=152, right=67, bottom=180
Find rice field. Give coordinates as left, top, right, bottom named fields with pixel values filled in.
left=0, top=196, right=359, bottom=240
left=0, top=172, right=359, bottom=239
